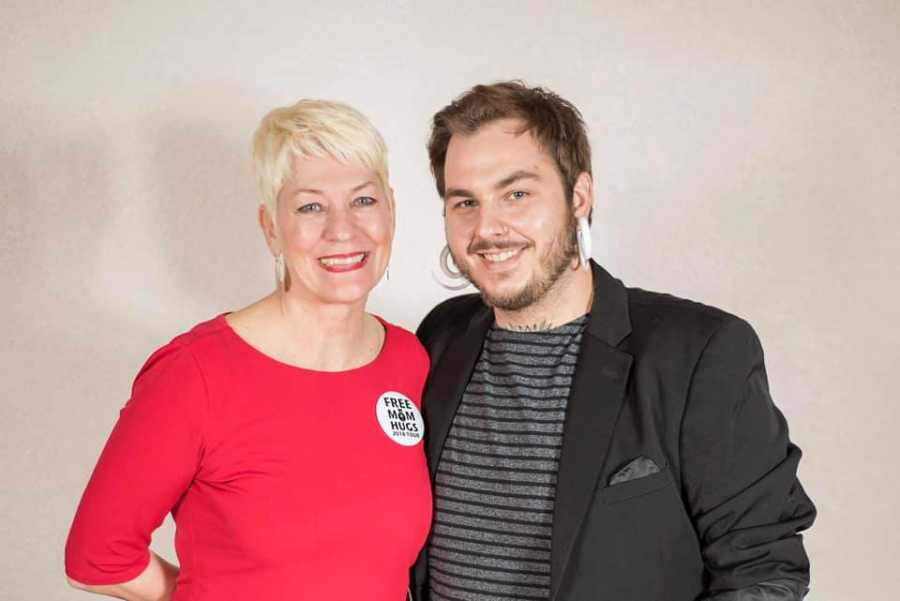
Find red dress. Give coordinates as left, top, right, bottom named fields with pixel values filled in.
left=65, top=315, right=432, bottom=600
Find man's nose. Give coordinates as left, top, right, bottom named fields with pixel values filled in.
left=473, top=201, right=508, bottom=240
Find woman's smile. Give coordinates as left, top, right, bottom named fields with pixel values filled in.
left=318, top=251, right=369, bottom=272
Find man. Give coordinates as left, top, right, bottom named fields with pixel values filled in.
left=412, top=81, right=815, bottom=601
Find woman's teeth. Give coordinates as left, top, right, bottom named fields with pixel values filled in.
left=320, top=253, right=366, bottom=267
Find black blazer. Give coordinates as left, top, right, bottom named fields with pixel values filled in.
left=412, top=261, right=815, bottom=601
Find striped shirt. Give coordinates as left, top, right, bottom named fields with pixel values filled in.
left=428, top=316, right=588, bottom=601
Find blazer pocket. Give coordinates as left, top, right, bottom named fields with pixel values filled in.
left=598, top=466, right=674, bottom=505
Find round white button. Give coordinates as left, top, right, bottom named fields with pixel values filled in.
left=375, top=391, right=424, bottom=446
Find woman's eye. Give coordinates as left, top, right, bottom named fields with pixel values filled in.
left=353, top=196, right=377, bottom=206
left=296, top=202, right=322, bottom=213
left=509, top=190, right=528, bottom=201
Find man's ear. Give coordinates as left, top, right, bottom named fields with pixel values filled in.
left=572, top=171, right=594, bottom=223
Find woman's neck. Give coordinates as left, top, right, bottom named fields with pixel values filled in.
left=228, top=290, right=384, bottom=372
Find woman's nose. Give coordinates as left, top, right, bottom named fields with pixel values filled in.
left=323, top=207, right=354, bottom=241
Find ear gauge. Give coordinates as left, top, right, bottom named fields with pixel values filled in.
left=576, top=216, right=592, bottom=267
left=433, top=245, right=471, bottom=291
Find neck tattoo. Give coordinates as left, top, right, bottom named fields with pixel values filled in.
left=503, top=320, right=555, bottom=332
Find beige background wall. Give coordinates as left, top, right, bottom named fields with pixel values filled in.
left=2, top=1, right=898, bottom=599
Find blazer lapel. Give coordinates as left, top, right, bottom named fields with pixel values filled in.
left=424, top=306, right=492, bottom=477
left=550, top=262, right=634, bottom=601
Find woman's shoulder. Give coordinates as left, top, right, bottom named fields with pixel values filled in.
left=178, top=312, right=231, bottom=341
left=378, top=317, right=430, bottom=369
left=138, top=315, right=233, bottom=376
left=161, top=314, right=231, bottom=354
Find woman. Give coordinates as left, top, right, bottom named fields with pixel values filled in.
left=65, top=100, right=432, bottom=600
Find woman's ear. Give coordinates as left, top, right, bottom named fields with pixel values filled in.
left=388, top=187, right=397, bottom=237
left=258, top=204, right=280, bottom=256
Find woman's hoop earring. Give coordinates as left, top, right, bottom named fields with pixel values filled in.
left=576, top=216, right=592, bottom=267
left=435, top=245, right=471, bottom=291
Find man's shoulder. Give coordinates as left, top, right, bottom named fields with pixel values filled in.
left=624, top=286, right=753, bottom=347
left=417, top=293, right=485, bottom=332
left=416, top=293, right=486, bottom=347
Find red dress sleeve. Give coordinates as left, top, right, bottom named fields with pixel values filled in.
left=65, top=342, right=208, bottom=585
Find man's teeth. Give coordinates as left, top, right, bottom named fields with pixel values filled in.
left=320, top=253, right=366, bottom=267
left=482, top=249, right=519, bottom=263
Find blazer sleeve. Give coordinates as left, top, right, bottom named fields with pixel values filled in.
left=679, top=317, right=816, bottom=599
left=65, top=343, right=208, bottom=585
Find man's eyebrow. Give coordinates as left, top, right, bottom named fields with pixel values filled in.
left=444, top=170, right=540, bottom=200
left=495, top=169, right=540, bottom=189
left=444, top=186, right=475, bottom=200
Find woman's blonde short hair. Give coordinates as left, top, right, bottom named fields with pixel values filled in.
left=252, top=99, right=389, bottom=221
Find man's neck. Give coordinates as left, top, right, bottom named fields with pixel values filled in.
left=494, top=263, right=594, bottom=332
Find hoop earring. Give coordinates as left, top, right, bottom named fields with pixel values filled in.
left=440, top=245, right=463, bottom=279
left=576, top=216, right=592, bottom=267
left=435, top=245, right=471, bottom=291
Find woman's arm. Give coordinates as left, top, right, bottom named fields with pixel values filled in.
left=65, top=344, right=207, bottom=593
left=68, top=552, right=179, bottom=601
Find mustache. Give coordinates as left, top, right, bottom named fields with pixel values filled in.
left=467, top=239, right=529, bottom=254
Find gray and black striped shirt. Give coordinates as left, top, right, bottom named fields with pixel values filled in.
left=428, top=315, right=588, bottom=601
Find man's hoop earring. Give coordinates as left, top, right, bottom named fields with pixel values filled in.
left=576, top=216, right=592, bottom=267
left=436, top=245, right=470, bottom=291
left=440, top=245, right=463, bottom=279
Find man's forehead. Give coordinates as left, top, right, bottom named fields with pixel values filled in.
left=448, top=118, right=531, bottom=149
left=445, top=121, right=553, bottom=178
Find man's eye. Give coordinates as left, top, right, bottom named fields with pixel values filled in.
left=296, top=202, right=322, bottom=213
left=353, top=196, right=377, bottom=206
left=509, top=190, right=529, bottom=200
left=454, top=199, right=478, bottom=210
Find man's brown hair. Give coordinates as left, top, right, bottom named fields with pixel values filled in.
left=427, top=80, right=592, bottom=201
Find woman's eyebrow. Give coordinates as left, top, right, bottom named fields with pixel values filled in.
left=350, top=180, right=377, bottom=192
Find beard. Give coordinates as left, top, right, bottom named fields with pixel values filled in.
left=452, top=210, right=579, bottom=311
